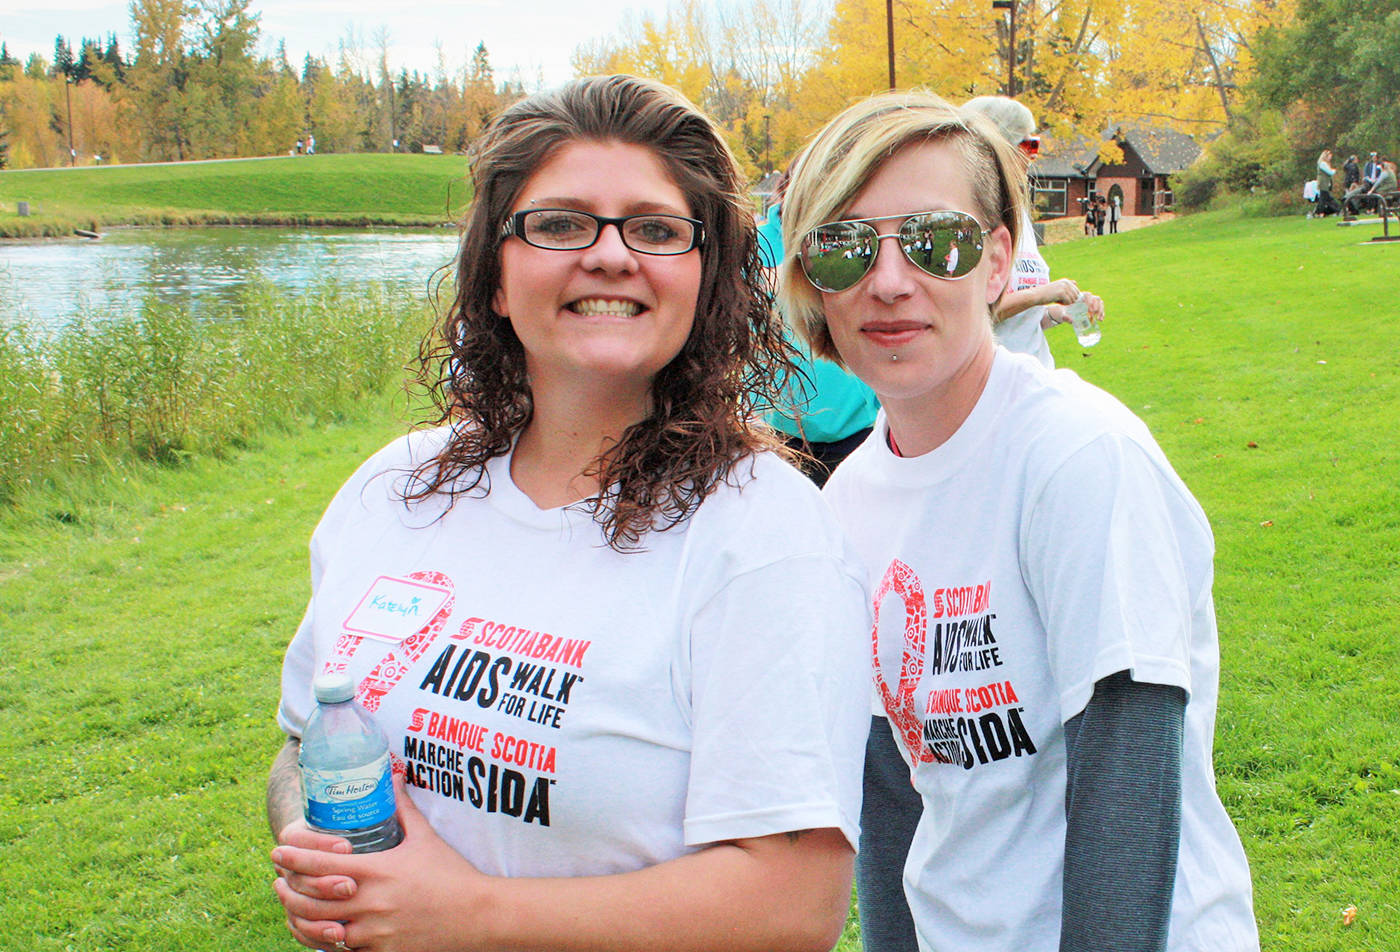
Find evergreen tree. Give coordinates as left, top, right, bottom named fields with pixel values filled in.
left=74, top=38, right=101, bottom=84
left=103, top=34, right=126, bottom=83
left=0, top=42, right=19, bottom=81
left=52, top=36, right=75, bottom=78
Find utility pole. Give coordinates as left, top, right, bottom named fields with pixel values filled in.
left=886, top=0, right=896, bottom=89
left=763, top=113, right=771, bottom=172
left=992, top=0, right=1016, bottom=97
left=388, top=79, right=396, bottom=152
left=64, top=76, right=76, bottom=166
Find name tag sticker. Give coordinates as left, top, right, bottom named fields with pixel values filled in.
left=343, top=575, right=452, bottom=644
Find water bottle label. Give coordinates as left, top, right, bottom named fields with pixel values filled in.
left=302, top=753, right=397, bottom=830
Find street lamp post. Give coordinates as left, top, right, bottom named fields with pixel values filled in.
left=64, top=76, right=76, bottom=166
left=992, top=0, right=1016, bottom=97
left=763, top=113, right=771, bottom=172
left=886, top=0, right=896, bottom=89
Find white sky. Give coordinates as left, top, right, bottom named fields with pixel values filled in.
left=2, top=0, right=677, bottom=88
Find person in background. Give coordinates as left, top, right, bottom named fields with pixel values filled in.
left=1314, top=150, right=1339, bottom=217
left=962, top=95, right=1104, bottom=369
left=1362, top=151, right=1382, bottom=187
left=267, top=74, right=870, bottom=952
left=758, top=173, right=880, bottom=486
left=1345, top=158, right=1397, bottom=217
left=1377, top=158, right=1398, bottom=193
left=1108, top=193, right=1121, bottom=234
left=1341, top=162, right=1369, bottom=213
left=1342, top=153, right=1360, bottom=191
left=780, top=87, right=1260, bottom=952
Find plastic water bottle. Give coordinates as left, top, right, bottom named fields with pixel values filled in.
left=1065, top=296, right=1101, bottom=347
left=299, top=672, right=404, bottom=852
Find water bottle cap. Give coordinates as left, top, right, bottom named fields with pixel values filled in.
left=313, top=671, right=356, bottom=703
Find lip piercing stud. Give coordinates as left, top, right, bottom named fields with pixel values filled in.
left=890, top=354, right=899, bottom=362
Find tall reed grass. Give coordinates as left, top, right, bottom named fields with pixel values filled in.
left=0, top=283, right=429, bottom=504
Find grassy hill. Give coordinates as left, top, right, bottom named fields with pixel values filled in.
left=0, top=153, right=473, bottom=236
left=0, top=208, right=1397, bottom=949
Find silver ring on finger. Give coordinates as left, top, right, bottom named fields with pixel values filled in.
left=333, top=942, right=352, bottom=952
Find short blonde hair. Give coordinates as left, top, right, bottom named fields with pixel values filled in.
left=778, top=89, right=1027, bottom=362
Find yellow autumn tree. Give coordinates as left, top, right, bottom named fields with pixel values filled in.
left=574, top=0, right=716, bottom=106
left=0, top=71, right=65, bottom=169
left=572, top=0, right=832, bottom=177
left=571, top=0, right=1291, bottom=178
left=1091, top=0, right=1292, bottom=132
left=248, top=66, right=306, bottom=156
left=809, top=0, right=1293, bottom=139
left=68, top=78, right=138, bottom=164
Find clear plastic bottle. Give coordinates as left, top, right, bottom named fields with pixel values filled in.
left=298, top=671, right=404, bottom=853
left=1065, top=296, right=1101, bottom=347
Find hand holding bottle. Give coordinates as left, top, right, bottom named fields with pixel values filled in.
left=1064, top=292, right=1104, bottom=347
left=299, top=672, right=404, bottom=853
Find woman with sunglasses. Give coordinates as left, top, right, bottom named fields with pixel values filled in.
left=779, top=90, right=1258, bottom=952
left=963, top=96, right=1104, bottom=367
left=267, top=75, right=870, bottom=952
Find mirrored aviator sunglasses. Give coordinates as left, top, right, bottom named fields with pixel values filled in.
left=800, top=211, right=987, bottom=293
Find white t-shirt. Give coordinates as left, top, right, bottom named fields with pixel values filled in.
left=279, top=428, right=871, bottom=876
left=996, top=209, right=1054, bottom=368
left=824, top=350, right=1259, bottom=952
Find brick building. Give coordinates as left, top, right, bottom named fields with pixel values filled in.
left=1029, top=124, right=1203, bottom=219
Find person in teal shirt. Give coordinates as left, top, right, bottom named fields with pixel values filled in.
left=759, top=195, right=880, bottom=486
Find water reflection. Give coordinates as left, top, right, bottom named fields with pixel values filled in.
left=0, top=227, right=462, bottom=330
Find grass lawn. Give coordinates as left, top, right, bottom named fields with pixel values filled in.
left=0, top=208, right=1397, bottom=948
left=0, top=153, right=472, bottom=236
left=1042, top=211, right=1400, bottom=948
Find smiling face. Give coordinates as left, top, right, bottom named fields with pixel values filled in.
left=818, top=138, right=1012, bottom=421
left=492, top=139, right=702, bottom=406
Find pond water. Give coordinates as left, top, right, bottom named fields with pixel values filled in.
left=0, top=226, right=463, bottom=331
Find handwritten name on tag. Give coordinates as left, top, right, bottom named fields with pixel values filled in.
left=343, top=575, right=452, bottom=644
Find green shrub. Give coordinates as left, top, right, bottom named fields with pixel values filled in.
left=1172, top=107, right=1301, bottom=215
left=0, top=285, right=427, bottom=503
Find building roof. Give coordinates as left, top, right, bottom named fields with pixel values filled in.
left=752, top=169, right=783, bottom=198
left=1030, top=123, right=1202, bottom=179
left=1108, top=123, right=1203, bottom=174
left=1030, top=133, right=1101, bottom=178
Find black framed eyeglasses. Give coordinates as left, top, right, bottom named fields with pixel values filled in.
left=799, top=210, right=987, bottom=293
left=502, top=208, right=704, bottom=255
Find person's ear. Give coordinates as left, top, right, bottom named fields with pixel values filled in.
left=983, top=224, right=1015, bottom=306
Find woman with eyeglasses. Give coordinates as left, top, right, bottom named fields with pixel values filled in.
left=962, top=96, right=1103, bottom=367
left=266, top=75, right=870, bottom=952
left=778, top=90, right=1259, bottom=952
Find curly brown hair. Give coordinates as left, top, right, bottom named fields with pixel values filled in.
left=410, top=74, right=796, bottom=551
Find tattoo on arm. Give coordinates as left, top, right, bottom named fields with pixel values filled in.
left=784, top=829, right=809, bottom=845
left=266, top=737, right=303, bottom=841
